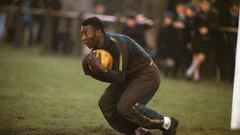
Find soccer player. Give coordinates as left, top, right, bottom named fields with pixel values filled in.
left=81, top=17, right=178, bottom=135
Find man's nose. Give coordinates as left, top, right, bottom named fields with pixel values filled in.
left=81, top=35, right=87, bottom=42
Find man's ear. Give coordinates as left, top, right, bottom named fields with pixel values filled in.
left=96, top=29, right=102, bottom=36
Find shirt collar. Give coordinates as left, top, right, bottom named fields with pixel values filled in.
left=103, top=33, right=112, bottom=49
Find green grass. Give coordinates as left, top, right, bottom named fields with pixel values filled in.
left=0, top=45, right=239, bottom=135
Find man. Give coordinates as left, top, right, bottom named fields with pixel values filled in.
left=81, top=17, right=178, bottom=135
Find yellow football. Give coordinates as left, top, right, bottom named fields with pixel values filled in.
left=92, top=49, right=113, bottom=72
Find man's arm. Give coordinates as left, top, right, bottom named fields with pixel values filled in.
left=87, top=40, right=129, bottom=84
left=82, top=55, right=91, bottom=75
left=87, top=69, right=125, bottom=84
left=82, top=53, right=114, bottom=82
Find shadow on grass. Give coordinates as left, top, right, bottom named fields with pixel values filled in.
left=0, top=126, right=121, bottom=135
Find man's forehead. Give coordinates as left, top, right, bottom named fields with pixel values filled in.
left=81, top=25, right=94, bottom=32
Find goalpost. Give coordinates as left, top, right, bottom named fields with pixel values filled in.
left=231, top=13, right=240, bottom=130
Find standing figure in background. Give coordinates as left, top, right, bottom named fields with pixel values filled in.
left=173, top=3, right=191, bottom=78
left=185, top=3, right=198, bottom=46
left=35, top=0, right=47, bottom=43
left=0, top=11, right=6, bottom=43
left=184, top=3, right=197, bottom=80
left=223, top=1, right=239, bottom=82
left=22, top=0, right=34, bottom=47
left=156, top=11, right=177, bottom=77
left=227, top=1, right=239, bottom=55
left=122, top=14, right=152, bottom=51
left=185, top=0, right=218, bottom=81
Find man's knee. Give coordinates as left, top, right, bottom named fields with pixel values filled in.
left=98, top=96, right=107, bottom=112
left=98, top=96, right=116, bottom=119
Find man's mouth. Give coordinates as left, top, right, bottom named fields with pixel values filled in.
left=85, top=43, right=93, bottom=48
left=83, top=42, right=89, bottom=46
left=83, top=41, right=88, bottom=44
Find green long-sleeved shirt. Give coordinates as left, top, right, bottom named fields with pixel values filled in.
left=90, top=33, right=153, bottom=84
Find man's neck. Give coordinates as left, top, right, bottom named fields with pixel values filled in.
left=98, top=33, right=105, bottom=49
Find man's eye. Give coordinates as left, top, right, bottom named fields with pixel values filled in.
left=85, top=34, right=89, bottom=38
left=81, top=32, right=88, bottom=37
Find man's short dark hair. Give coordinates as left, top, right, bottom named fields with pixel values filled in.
left=199, top=0, right=212, bottom=4
left=81, top=17, right=105, bottom=33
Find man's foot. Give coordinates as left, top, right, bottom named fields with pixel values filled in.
left=162, top=117, right=179, bottom=135
left=134, top=127, right=151, bottom=135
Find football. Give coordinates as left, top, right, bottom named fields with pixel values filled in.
left=91, top=49, right=113, bottom=72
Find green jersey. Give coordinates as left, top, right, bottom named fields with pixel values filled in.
left=92, top=33, right=153, bottom=84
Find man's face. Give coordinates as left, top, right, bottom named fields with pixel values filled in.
left=199, top=1, right=211, bottom=12
left=126, top=18, right=136, bottom=28
left=80, top=25, right=99, bottom=49
left=163, top=17, right=173, bottom=25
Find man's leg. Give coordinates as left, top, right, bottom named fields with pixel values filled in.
left=116, top=65, right=165, bottom=129
left=118, top=64, right=179, bottom=131
left=116, top=64, right=178, bottom=135
left=98, top=84, right=138, bottom=134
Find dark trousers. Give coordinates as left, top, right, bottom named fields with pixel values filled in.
left=98, top=64, right=163, bottom=134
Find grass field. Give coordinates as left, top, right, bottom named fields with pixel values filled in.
left=0, top=45, right=239, bottom=135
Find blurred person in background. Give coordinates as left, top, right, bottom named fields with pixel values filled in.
left=215, top=0, right=239, bottom=82
left=6, top=0, right=19, bottom=44
left=185, top=3, right=198, bottom=43
left=225, top=1, right=239, bottom=81
left=56, top=18, right=73, bottom=54
left=0, top=11, right=6, bottom=43
left=22, top=0, right=34, bottom=47
left=184, top=3, right=197, bottom=80
left=35, top=0, right=47, bottom=43
left=49, top=0, right=62, bottom=52
left=173, top=3, right=191, bottom=78
left=185, top=0, right=218, bottom=81
left=122, top=13, right=152, bottom=52
left=228, top=1, right=239, bottom=55
left=94, top=2, right=106, bottom=15
left=0, top=0, right=12, bottom=43
left=167, top=0, right=191, bottom=13
left=156, top=11, right=178, bottom=77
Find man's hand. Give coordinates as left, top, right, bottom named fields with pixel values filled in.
left=87, top=52, right=105, bottom=74
left=82, top=54, right=91, bottom=75
left=173, top=20, right=185, bottom=29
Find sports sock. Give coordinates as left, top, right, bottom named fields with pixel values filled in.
left=193, top=70, right=200, bottom=81
left=162, top=117, right=171, bottom=130
left=186, top=63, right=196, bottom=77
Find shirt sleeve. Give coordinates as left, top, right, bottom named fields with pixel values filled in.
left=94, top=38, right=129, bottom=84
